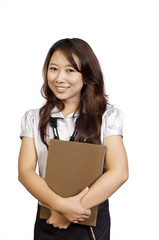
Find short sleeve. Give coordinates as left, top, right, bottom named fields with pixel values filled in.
left=103, top=107, right=124, bottom=138
left=20, top=110, right=34, bottom=139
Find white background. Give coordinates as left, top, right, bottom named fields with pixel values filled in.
left=0, top=0, right=159, bottom=239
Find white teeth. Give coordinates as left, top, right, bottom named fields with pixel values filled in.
left=57, top=87, right=69, bottom=90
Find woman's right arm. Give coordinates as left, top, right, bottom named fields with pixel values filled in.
left=18, top=137, right=91, bottom=222
left=18, top=137, right=62, bottom=210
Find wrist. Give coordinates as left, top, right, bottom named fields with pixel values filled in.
left=50, top=195, right=64, bottom=212
left=81, top=196, right=90, bottom=209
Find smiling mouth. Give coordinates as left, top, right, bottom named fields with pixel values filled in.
left=56, top=86, right=70, bottom=90
left=55, top=86, right=70, bottom=93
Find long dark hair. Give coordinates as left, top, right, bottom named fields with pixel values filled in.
left=39, top=38, right=108, bottom=149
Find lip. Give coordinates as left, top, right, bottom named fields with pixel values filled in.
left=55, top=86, right=70, bottom=93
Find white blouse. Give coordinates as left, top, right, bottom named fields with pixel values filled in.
left=20, top=105, right=124, bottom=179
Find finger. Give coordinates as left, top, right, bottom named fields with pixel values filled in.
left=72, top=220, right=78, bottom=224
left=83, top=214, right=89, bottom=219
left=59, top=225, right=67, bottom=229
left=59, top=226, right=64, bottom=229
left=46, top=219, right=50, bottom=224
left=57, top=222, right=70, bottom=229
left=46, top=218, right=53, bottom=225
left=39, top=201, right=50, bottom=210
left=65, top=222, right=71, bottom=228
left=78, top=214, right=90, bottom=219
left=61, top=224, right=70, bottom=229
left=77, top=187, right=89, bottom=200
left=62, top=226, right=68, bottom=229
left=83, top=208, right=91, bottom=216
left=82, top=214, right=90, bottom=219
left=77, top=218, right=85, bottom=222
left=53, top=223, right=58, bottom=228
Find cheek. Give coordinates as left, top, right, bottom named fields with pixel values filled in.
left=47, top=72, right=55, bottom=83
left=72, top=76, right=83, bottom=89
left=47, top=71, right=50, bottom=82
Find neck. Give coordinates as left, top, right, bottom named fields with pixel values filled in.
left=62, top=101, right=79, bottom=117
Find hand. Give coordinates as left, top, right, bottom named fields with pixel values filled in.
left=39, top=202, right=71, bottom=229
left=60, top=187, right=91, bottom=223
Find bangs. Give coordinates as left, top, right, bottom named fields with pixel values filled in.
left=56, top=46, right=81, bottom=72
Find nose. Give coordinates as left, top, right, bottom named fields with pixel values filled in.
left=55, top=70, right=66, bottom=83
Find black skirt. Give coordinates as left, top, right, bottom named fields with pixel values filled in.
left=34, top=200, right=110, bottom=240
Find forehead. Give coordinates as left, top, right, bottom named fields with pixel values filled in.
left=50, top=50, right=80, bottom=68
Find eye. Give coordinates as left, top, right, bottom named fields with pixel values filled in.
left=50, top=67, right=57, bottom=71
left=67, top=69, right=75, bottom=73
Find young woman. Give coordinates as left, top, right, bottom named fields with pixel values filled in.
left=18, top=38, right=128, bottom=240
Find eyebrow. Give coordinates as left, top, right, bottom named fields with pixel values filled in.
left=50, top=63, right=74, bottom=67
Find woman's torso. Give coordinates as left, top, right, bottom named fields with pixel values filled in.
left=20, top=105, right=124, bottom=179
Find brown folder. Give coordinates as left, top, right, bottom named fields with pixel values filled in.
left=40, top=139, right=106, bottom=226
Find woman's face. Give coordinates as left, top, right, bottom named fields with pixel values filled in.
left=47, top=50, right=83, bottom=106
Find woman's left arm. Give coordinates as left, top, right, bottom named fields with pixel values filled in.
left=81, top=135, right=129, bottom=209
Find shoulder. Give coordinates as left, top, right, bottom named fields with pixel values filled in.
left=21, top=108, right=40, bottom=120
left=20, top=108, right=41, bottom=129
left=20, top=108, right=41, bottom=139
left=102, top=105, right=124, bottom=138
left=103, top=105, right=124, bottom=119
